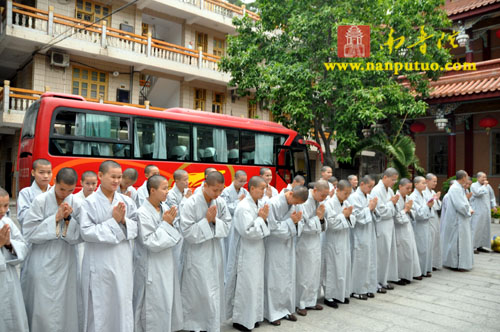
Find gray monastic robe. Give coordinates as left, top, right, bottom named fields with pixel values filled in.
left=348, top=187, right=378, bottom=295
left=424, top=187, right=442, bottom=269
left=136, top=180, right=149, bottom=207
left=80, top=187, right=138, bottom=332
left=441, top=182, right=474, bottom=270
left=133, top=200, right=183, bottom=332
left=409, top=189, right=432, bottom=275
left=225, top=195, right=270, bottom=329
left=470, top=182, right=497, bottom=248
left=21, top=189, right=82, bottom=332
left=0, top=216, right=29, bottom=332
left=394, top=192, right=421, bottom=280
left=296, top=191, right=324, bottom=309
left=264, top=193, right=299, bottom=322
left=180, top=191, right=231, bottom=332
left=221, top=182, right=249, bottom=273
left=117, top=185, right=138, bottom=206
left=323, top=194, right=356, bottom=301
left=17, top=182, right=50, bottom=226
left=371, top=180, right=398, bottom=285
left=221, top=182, right=249, bottom=216
left=165, top=184, right=187, bottom=280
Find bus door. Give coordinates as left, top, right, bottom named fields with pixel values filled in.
left=275, top=145, right=311, bottom=189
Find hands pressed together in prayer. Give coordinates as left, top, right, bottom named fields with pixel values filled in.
left=206, top=205, right=217, bottom=224
left=56, top=202, right=73, bottom=224
left=163, top=206, right=177, bottom=225
left=404, top=200, right=413, bottom=213
left=343, top=205, right=353, bottom=218
left=390, top=194, right=400, bottom=205
left=0, top=224, right=11, bottom=247
left=291, top=210, right=303, bottom=225
left=258, top=204, right=269, bottom=221
left=113, top=202, right=127, bottom=225
left=369, top=197, right=378, bottom=211
left=316, top=205, right=325, bottom=220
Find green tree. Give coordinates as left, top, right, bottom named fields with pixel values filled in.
left=220, top=0, right=452, bottom=167
left=355, top=134, right=425, bottom=180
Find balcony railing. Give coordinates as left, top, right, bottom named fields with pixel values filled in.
left=0, top=80, right=165, bottom=118
left=179, top=0, right=259, bottom=20
left=2, top=1, right=223, bottom=72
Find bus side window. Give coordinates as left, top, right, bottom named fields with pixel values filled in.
left=192, top=126, right=239, bottom=163
left=241, top=131, right=274, bottom=165
left=134, top=118, right=168, bottom=160
left=50, top=110, right=131, bottom=158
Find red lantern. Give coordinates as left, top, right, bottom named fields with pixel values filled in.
left=479, top=116, right=498, bottom=135
left=410, top=122, right=426, bottom=133
left=496, top=29, right=500, bottom=39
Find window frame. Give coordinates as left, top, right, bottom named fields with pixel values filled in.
left=75, top=0, right=111, bottom=24
left=72, top=65, right=108, bottom=100
left=212, top=92, right=225, bottom=114
left=49, top=107, right=132, bottom=158
left=194, top=88, right=206, bottom=111
left=213, top=37, right=225, bottom=57
left=196, top=31, right=208, bottom=52
left=48, top=107, right=288, bottom=165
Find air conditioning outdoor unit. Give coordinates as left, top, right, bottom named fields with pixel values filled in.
left=50, top=51, right=70, bottom=67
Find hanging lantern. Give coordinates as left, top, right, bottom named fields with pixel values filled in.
left=434, top=118, right=448, bottom=131
left=479, top=116, right=498, bottom=135
left=410, top=122, right=426, bottom=133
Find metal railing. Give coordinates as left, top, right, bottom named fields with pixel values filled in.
left=178, top=0, right=259, bottom=20
left=3, top=1, right=222, bottom=72
left=0, top=80, right=165, bottom=118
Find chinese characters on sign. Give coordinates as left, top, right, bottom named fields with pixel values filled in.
left=338, top=25, right=460, bottom=58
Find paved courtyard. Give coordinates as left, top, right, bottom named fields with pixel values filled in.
left=8, top=200, right=500, bottom=331
left=222, top=223, right=500, bottom=332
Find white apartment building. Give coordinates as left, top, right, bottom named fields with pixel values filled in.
left=0, top=0, right=271, bottom=195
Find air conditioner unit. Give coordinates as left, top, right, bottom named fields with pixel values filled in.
left=50, top=51, right=70, bottom=67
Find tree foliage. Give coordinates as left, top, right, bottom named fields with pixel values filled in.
left=220, top=0, right=452, bottom=167
left=356, top=134, right=425, bottom=180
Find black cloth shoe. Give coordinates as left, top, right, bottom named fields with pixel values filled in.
left=383, top=284, right=394, bottom=290
left=366, top=293, right=375, bottom=298
left=233, top=323, right=252, bottom=331
left=477, top=247, right=490, bottom=253
left=389, top=280, right=406, bottom=286
left=377, top=288, right=387, bottom=294
left=344, top=298, right=350, bottom=304
left=323, top=298, right=339, bottom=308
left=401, top=279, right=411, bottom=285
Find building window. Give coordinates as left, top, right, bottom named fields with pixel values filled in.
left=194, top=88, right=206, bottom=111
left=142, top=23, right=149, bottom=36
left=196, top=32, right=208, bottom=52
left=492, top=131, right=500, bottom=175
left=213, top=37, right=225, bottom=57
left=248, top=99, right=257, bottom=118
left=212, top=93, right=224, bottom=113
left=75, top=0, right=111, bottom=24
left=428, top=135, right=448, bottom=176
left=72, top=66, right=108, bottom=100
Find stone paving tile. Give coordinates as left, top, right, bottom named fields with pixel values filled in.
left=221, top=224, right=500, bottom=332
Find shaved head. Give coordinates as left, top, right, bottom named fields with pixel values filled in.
left=173, top=169, right=188, bottom=181
left=123, top=168, right=138, bottom=181
left=205, top=171, right=225, bottom=186
left=314, top=179, right=330, bottom=191
left=147, top=174, right=167, bottom=194
left=337, top=180, right=351, bottom=191
left=248, top=176, right=266, bottom=190
left=33, top=158, right=51, bottom=170
left=99, top=160, right=121, bottom=174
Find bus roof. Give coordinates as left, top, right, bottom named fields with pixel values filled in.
left=40, top=93, right=294, bottom=135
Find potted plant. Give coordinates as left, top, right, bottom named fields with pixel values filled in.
left=491, top=207, right=500, bottom=224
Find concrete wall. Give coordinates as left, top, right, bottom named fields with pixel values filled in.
left=30, top=54, right=141, bottom=103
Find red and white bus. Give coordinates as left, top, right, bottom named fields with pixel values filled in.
left=17, top=92, right=321, bottom=192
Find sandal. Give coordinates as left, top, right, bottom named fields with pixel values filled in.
left=366, top=293, right=375, bottom=298
left=306, top=304, right=324, bottom=310
left=351, top=293, right=368, bottom=300
left=270, top=320, right=281, bottom=326
left=285, top=314, right=297, bottom=322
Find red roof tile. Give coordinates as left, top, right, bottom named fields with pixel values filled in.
left=427, top=59, right=500, bottom=99
left=445, top=0, right=500, bottom=16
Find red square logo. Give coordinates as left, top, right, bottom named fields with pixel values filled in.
left=337, top=25, right=370, bottom=58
